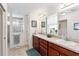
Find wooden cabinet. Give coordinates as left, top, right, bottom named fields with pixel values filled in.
left=39, top=39, right=48, bottom=56
left=33, top=36, right=39, bottom=52
left=48, top=47, right=59, bottom=56
left=48, top=42, right=79, bottom=56
left=39, top=45, right=47, bottom=56
left=48, top=42, right=60, bottom=56
left=33, top=35, right=79, bottom=56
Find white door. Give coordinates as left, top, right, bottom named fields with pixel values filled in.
left=0, top=4, right=7, bottom=56
left=3, top=11, right=7, bottom=56
left=0, top=5, right=3, bottom=56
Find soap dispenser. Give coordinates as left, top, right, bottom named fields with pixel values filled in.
left=61, top=34, right=64, bottom=39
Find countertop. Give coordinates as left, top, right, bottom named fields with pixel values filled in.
left=33, top=34, right=79, bottom=53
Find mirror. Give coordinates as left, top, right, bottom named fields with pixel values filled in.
left=39, top=13, right=58, bottom=36
left=41, top=21, right=45, bottom=28
left=40, top=17, right=47, bottom=35
left=46, top=13, right=58, bottom=36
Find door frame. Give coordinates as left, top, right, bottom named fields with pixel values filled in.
left=58, top=20, right=67, bottom=40
left=0, top=4, right=3, bottom=56
left=0, top=3, right=7, bottom=56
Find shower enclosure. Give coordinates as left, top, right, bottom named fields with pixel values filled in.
left=9, top=17, right=24, bottom=48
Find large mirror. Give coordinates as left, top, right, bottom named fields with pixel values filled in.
left=39, top=13, right=58, bottom=36
left=46, top=13, right=58, bottom=37
left=40, top=16, right=47, bottom=35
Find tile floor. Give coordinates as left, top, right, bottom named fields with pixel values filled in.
left=8, top=45, right=28, bottom=56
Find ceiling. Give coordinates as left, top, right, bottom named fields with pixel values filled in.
left=7, top=3, right=61, bottom=17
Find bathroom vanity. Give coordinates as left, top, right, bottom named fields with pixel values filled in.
left=33, top=34, right=79, bottom=56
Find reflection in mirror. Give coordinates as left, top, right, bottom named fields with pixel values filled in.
left=41, top=21, right=45, bottom=28
left=46, top=13, right=58, bottom=37
left=40, top=17, right=47, bottom=35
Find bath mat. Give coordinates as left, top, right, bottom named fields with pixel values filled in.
left=26, top=48, right=41, bottom=56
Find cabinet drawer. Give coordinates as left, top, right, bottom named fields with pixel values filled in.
left=48, top=47, right=59, bottom=56
left=40, top=39, right=47, bottom=45
left=49, top=42, right=79, bottom=56
left=40, top=42, right=47, bottom=49
left=39, top=45, right=47, bottom=56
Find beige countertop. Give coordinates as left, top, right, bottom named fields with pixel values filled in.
left=33, top=34, right=79, bottom=53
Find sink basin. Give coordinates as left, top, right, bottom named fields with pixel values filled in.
left=67, top=41, right=77, bottom=46
left=47, top=34, right=52, bottom=38
left=54, top=39, right=77, bottom=46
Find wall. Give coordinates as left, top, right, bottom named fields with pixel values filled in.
left=24, top=15, right=30, bottom=50
left=29, top=13, right=41, bottom=34
left=66, top=10, right=79, bottom=43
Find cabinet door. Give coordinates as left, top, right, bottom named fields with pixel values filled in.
left=39, top=46, right=47, bottom=56
left=60, top=53, right=66, bottom=56
left=48, top=47, right=59, bottom=56
left=33, top=36, right=37, bottom=49
left=33, top=36, right=35, bottom=48
left=33, top=36, right=39, bottom=52
left=35, top=41, right=39, bottom=52
left=48, top=42, right=79, bottom=56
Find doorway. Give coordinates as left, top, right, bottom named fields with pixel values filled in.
left=58, top=20, right=67, bottom=40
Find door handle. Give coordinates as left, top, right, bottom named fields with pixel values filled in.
left=4, top=37, right=6, bottom=40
